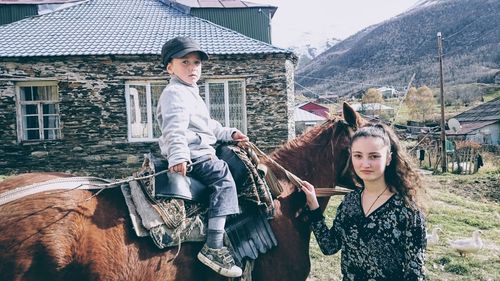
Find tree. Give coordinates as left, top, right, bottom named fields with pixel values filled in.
left=405, top=85, right=436, bottom=121
left=362, top=88, right=384, bottom=104
left=361, top=88, right=384, bottom=116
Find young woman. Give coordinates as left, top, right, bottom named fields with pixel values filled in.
left=301, top=123, right=426, bottom=281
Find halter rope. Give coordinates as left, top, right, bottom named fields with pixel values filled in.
left=245, top=142, right=351, bottom=197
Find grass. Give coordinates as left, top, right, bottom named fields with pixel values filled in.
left=308, top=171, right=500, bottom=281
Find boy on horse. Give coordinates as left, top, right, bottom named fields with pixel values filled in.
left=157, top=36, right=247, bottom=278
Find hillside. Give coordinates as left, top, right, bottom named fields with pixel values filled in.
left=296, top=0, right=500, bottom=97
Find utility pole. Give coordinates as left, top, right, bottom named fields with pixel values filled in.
left=437, top=32, right=447, bottom=172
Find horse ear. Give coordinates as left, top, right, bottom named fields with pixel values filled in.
left=342, top=102, right=358, bottom=128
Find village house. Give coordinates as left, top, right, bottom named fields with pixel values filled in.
left=348, top=103, right=395, bottom=118
left=377, top=86, right=400, bottom=99
left=294, top=105, right=327, bottom=135
left=298, top=101, right=329, bottom=118
left=447, top=97, right=500, bottom=145
left=0, top=0, right=296, bottom=177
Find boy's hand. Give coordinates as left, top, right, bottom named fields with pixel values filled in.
left=231, top=131, right=249, bottom=142
left=169, top=162, right=187, bottom=176
left=300, top=181, right=320, bottom=210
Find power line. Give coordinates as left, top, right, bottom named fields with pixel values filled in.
left=295, top=75, right=407, bottom=91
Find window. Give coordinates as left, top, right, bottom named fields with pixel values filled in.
left=125, top=81, right=166, bottom=141
left=16, top=82, right=61, bottom=141
left=204, top=80, right=247, bottom=133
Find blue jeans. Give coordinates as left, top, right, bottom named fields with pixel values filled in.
left=188, top=155, right=239, bottom=218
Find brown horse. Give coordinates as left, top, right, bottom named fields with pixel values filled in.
left=0, top=103, right=363, bottom=281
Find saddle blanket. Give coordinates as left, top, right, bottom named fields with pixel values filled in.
left=121, top=179, right=277, bottom=263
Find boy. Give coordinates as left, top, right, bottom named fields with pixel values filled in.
left=157, top=37, right=246, bottom=278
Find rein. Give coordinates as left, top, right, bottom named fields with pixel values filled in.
left=246, top=142, right=351, bottom=198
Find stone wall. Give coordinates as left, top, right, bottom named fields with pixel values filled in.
left=0, top=53, right=295, bottom=178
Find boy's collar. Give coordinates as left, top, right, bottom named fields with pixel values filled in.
left=171, top=75, right=197, bottom=87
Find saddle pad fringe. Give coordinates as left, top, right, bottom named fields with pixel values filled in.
left=120, top=183, right=149, bottom=237
left=225, top=211, right=277, bottom=263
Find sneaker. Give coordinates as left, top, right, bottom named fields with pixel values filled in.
left=197, top=244, right=242, bottom=278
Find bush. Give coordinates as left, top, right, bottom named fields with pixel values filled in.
left=445, top=263, right=470, bottom=275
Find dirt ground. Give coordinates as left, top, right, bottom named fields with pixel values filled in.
left=429, top=173, right=499, bottom=202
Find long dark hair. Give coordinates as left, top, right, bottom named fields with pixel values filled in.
left=350, top=123, right=424, bottom=208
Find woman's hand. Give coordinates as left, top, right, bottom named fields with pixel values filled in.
left=300, top=181, right=320, bottom=210
left=169, top=162, right=187, bottom=176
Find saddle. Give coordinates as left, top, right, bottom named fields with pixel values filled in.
left=141, top=152, right=209, bottom=202
left=122, top=143, right=277, bottom=264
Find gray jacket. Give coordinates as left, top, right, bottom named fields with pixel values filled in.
left=156, top=76, right=237, bottom=168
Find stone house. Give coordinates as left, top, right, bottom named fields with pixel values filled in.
left=0, top=0, right=296, bottom=177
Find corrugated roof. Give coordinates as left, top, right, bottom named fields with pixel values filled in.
left=0, top=0, right=288, bottom=57
left=453, top=97, right=500, bottom=122
left=446, top=120, right=497, bottom=135
left=169, top=0, right=276, bottom=9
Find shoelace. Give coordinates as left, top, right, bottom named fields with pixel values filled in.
left=216, top=248, right=235, bottom=266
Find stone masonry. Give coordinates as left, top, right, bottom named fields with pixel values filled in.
left=0, top=53, right=295, bottom=178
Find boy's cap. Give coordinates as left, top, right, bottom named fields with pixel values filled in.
left=161, top=37, right=209, bottom=66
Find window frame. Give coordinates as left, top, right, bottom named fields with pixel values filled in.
left=125, top=80, right=166, bottom=142
left=15, top=81, right=61, bottom=143
left=204, top=79, right=247, bottom=134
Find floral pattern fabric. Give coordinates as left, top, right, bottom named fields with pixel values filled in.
left=309, top=188, right=426, bottom=281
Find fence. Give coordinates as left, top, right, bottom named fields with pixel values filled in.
left=414, top=140, right=483, bottom=174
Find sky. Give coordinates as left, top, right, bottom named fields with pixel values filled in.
left=250, top=0, right=421, bottom=48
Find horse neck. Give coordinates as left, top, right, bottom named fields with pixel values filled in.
left=269, top=127, right=337, bottom=190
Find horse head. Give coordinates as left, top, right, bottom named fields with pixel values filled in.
left=251, top=102, right=364, bottom=280
left=269, top=102, right=364, bottom=196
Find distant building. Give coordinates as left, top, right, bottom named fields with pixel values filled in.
left=348, top=103, right=394, bottom=117
left=294, top=107, right=326, bottom=134
left=316, top=93, right=338, bottom=103
left=298, top=102, right=329, bottom=118
left=447, top=97, right=500, bottom=145
left=377, top=86, right=399, bottom=99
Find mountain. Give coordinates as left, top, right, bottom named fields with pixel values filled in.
left=288, top=37, right=341, bottom=68
left=295, top=0, right=500, bottom=98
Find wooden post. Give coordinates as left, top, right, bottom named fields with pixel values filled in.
left=437, top=32, right=447, bottom=172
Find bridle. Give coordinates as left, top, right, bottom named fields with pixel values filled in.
left=319, top=119, right=354, bottom=197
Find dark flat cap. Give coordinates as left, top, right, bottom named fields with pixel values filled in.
left=161, top=37, right=209, bottom=66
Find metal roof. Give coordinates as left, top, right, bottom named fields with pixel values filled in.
left=0, top=0, right=288, bottom=57
left=446, top=120, right=497, bottom=135
left=168, top=0, right=276, bottom=9
left=295, top=107, right=327, bottom=122
left=453, top=97, right=500, bottom=122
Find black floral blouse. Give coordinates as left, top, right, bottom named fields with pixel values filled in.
left=309, top=188, right=426, bottom=281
